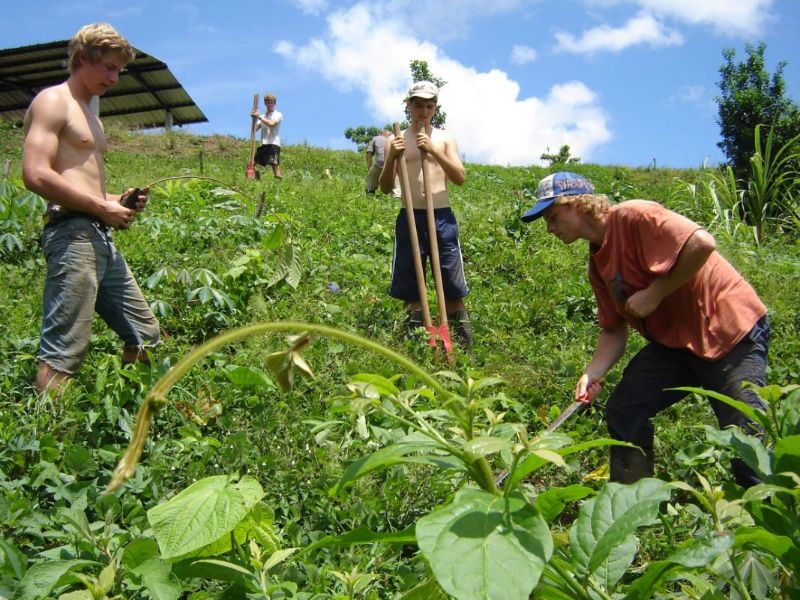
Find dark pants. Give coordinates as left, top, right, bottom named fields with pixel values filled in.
left=389, top=208, right=468, bottom=301
left=606, top=316, right=769, bottom=487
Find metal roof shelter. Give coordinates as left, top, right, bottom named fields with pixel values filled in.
left=0, top=40, right=207, bottom=130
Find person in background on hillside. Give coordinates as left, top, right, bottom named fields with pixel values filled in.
left=520, top=171, right=769, bottom=487
left=379, top=81, right=472, bottom=348
left=365, top=130, right=390, bottom=194
left=22, top=22, right=160, bottom=394
left=251, top=93, right=283, bottom=180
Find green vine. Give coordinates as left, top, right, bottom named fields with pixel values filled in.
left=107, top=321, right=499, bottom=493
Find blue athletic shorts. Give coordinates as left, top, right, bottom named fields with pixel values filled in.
left=389, top=207, right=468, bottom=301
left=38, top=217, right=160, bottom=374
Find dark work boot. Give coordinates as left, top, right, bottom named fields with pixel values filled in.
left=609, top=446, right=654, bottom=484
left=405, top=309, right=423, bottom=337
left=448, top=310, right=473, bottom=350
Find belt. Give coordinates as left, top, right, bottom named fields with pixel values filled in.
left=43, top=211, right=107, bottom=230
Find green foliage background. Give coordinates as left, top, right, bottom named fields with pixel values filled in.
left=0, top=121, right=799, bottom=598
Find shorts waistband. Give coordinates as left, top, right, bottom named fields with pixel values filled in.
left=43, top=211, right=107, bottom=231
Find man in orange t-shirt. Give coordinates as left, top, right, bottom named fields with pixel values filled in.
left=521, top=172, right=769, bottom=487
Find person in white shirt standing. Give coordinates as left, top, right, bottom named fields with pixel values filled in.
left=251, top=93, right=283, bottom=179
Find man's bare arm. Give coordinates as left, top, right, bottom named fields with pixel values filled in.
left=575, top=321, right=629, bottom=399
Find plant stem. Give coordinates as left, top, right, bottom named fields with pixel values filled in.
left=108, top=321, right=459, bottom=491
left=729, top=550, right=753, bottom=600
left=549, top=558, right=592, bottom=600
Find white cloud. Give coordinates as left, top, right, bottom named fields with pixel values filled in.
left=276, top=4, right=611, bottom=165
left=666, top=84, right=716, bottom=113
left=290, top=0, right=329, bottom=16
left=636, top=0, right=774, bottom=36
left=510, top=44, right=538, bottom=65
left=555, top=12, right=683, bottom=54
left=172, top=3, right=218, bottom=35
left=372, top=0, right=528, bottom=41
left=582, top=0, right=775, bottom=37
left=670, top=85, right=704, bottom=103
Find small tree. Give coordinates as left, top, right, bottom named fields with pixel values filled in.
left=344, top=126, right=385, bottom=152
left=715, top=42, right=800, bottom=180
left=540, top=145, right=580, bottom=167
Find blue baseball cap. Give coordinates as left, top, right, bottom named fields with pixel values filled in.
left=521, top=171, right=595, bottom=222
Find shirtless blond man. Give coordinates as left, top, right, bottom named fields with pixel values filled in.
left=22, top=23, right=160, bottom=393
left=379, top=80, right=472, bottom=346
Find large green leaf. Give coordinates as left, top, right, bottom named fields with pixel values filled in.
left=463, top=436, right=511, bottom=457
left=332, top=441, right=464, bottom=494
left=122, top=538, right=159, bottom=570
left=0, top=537, right=26, bottom=580
left=399, top=577, right=449, bottom=599
left=263, top=224, right=287, bottom=250
left=704, top=426, right=772, bottom=479
left=676, top=386, right=774, bottom=437
left=305, top=525, right=416, bottom=552
left=285, top=245, right=303, bottom=288
left=569, top=478, right=670, bottom=591
left=416, top=489, right=553, bottom=600
left=133, top=558, right=182, bottom=600
left=735, top=526, right=800, bottom=572
left=223, top=364, right=275, bottom=389
left=63, top=446, right=98, bottom=478
left=625, top=531, right=733, bottom=600
left=535, top=484, right=594, bottom=523
left=16, top=560, right=96, bottom=600
left=148, top=475, right=264, bottom=559
left=773, top=434, right=800, bottom=480
left=509, top=437, right=629, bottom=486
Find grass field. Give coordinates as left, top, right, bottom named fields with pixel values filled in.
left=1, top=122, right=798, bottom=599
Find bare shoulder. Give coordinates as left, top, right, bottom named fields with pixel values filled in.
left=25, top=84, right=70, bottom=133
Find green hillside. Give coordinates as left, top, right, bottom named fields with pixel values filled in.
left=1, top=124, right=799, bottom=599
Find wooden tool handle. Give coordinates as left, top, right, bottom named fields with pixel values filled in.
left=393, top=122, right=432, bottom=329
left=417, top=122, right=448, bottom=329
left=248, top=93, right=259, bottom=161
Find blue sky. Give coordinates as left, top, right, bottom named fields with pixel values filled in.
left=3, top=0, right=799, bottom=168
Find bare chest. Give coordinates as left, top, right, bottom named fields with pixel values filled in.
left=61, top=102, right=107, bottom=155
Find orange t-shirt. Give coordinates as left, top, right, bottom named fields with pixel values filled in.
left=588, top=200, right=766, bottom=360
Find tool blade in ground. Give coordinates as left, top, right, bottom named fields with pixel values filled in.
left=425, top=324, right=453, bottom=355
left=494, top=386, right=599, bottom=488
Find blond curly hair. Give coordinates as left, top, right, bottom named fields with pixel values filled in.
left=68, top=23, right=135, bottom=73
left=554, top=193, right=610, bottom=220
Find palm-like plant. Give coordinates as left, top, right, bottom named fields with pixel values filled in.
left=742, top=124, right=800, bottom=244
